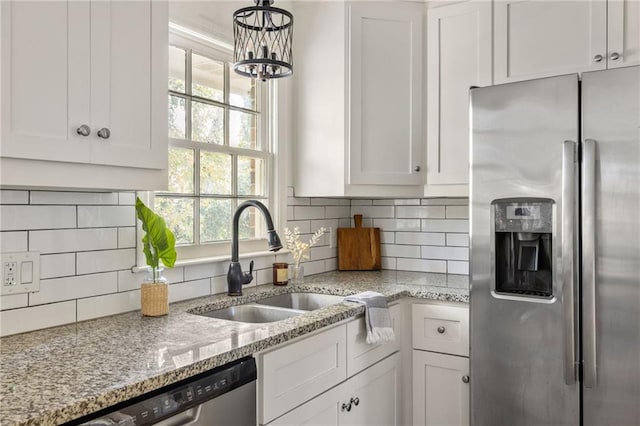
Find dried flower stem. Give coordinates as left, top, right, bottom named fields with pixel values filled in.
left=284, top=226, right=327, bottom=269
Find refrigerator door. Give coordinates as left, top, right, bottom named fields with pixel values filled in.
left=581, top=66, right=640, bottom=424
left=470, top=74, right=580, bottom=425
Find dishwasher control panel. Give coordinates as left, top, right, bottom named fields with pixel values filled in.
left=73, top=357, right=256, bottom=426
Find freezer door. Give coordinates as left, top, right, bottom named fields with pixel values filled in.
left=581, top=66, right=640, bottom=425
left=470, top=74, right=580, bottom=425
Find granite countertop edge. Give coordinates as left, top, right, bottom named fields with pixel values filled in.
left=0, top=270, right=469, bottom=426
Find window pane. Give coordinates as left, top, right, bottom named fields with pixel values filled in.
left=200, top=198, right=232, bottom=242
left=238, top=200, right=265, bottom=239
left=229, top=110, right=258, bottom=149
left=169, top=46, right=186, bottom=93
left=238, top=156, right=265, bottom=196
left=168, top=147, right=194, bottom=194
left=200, top=151, right=232, bottom=195
left=155, top=197, right=194, bottom=245
left=230, top=67, right=256, bottom=110
left=168, top=95, right=186, bottom=139
left=192, top=53, right=224, bottom=102
left=191, top=101, right=224, bottom=144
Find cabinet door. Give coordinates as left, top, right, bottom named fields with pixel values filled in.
left=89, top=0, right=167, bottom=170
left=607, top=0, right=640, bottom=68
left=349, top=2, right=423, bottom=186
left=426, top=1, right=492, bottom=191
left=0, top=1, right=91, bottom=163
left=267, top=385, right=342, bottom=426
left=494, top=0, right=607, bottom=83
left=413, top=351, right=469, bottom=426
left=342, top=353, right=401, bottom=426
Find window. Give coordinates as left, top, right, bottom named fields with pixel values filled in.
left=156, top=32, right=273, bottom=260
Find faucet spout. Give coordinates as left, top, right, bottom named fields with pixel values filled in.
left=228, top=200, right=282, bottom=296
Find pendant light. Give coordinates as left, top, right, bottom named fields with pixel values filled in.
left=233, top=0, right=293, bottom=82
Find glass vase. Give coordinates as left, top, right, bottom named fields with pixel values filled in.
left=141, top=268, right=168, bottom=317
left=290, top=264, right=304, bottom=285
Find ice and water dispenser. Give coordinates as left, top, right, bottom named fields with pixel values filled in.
left=493, top=199, right=554, bottom=298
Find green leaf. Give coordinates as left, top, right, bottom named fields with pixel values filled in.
left=136, top=197, right=177, bottom=268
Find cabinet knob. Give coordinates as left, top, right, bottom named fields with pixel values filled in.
left=462, top=375, right=470, bottom=384
left=437, top=326, right=446, bottom=334
left=610, top=52, right=620, bottom=61
left=350, top=397, right=360, bottom=406
left=593, top=54, right=604, bottom=63
left=97, top=128, right=111, bottom=139
left=414, top=165, right=421, bottom=172
left=341, top=402, right=352, bottom=412
left=76, top=125, right=91, bottom=137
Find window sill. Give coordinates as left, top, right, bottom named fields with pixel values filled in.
left=132, top=249, right=291, bottom=272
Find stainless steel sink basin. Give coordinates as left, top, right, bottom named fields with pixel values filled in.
left=256, top=293, right=345, bottom=311
left=198, top=304, right=304, bottom=323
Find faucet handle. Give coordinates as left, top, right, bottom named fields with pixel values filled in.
left=242, top=260, right=254, bottom=285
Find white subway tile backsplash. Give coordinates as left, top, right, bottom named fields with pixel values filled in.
left=351, top=199, right=373, bottom=206
left=325, top=206, right=350, bottom=219
left=30, top=228, right=118, bottom=254
left=302, top=260, right=325, bottom=276
left=287, top=187, right=295, bottom=198
left=117, top=227, right=136, bottom=248
left=40, top=253, right=76, bottom=279
left=0, top=301, right=76, bottom=337
left=381, top=244, right=421, bottom=258
left=397, top=258, right=447, bottom=273
left=445, top=205, right=469, bottom=219
left=446, top=233, right=469, bottom=247
left=351, top=205, right=395, bottom=218
left=381, top=257, right=396, bottom=270
left=310, top=198, right=350, bottom=206
left=396, top=206, right=446, bottom=219
left=185, top=262, right=226, bottom=282
left=380, top=231, right=395, bottom=244
left=77, top=291, right=141, bottom=321
left=447, top=261, right=469, bottom=275
left=421, top=219, right=469, bottom=233
left=293, top=206, right=325, bottom=220
left=371, top=199, right=395, bottom=205
left=1, top=205, right=76, bottom=231
left=78, top=206, right=135, bottom=228
left=29, top=272, right=117, bottom=305
left=395, top=232, right=445, bottom=246
left=163, top=266, right=185, bottom=284
left=0, top=190, right=29, bottom=204
left=421, top=246, right=469, bottom=261
left=212, top=275, right=227, bottom=294
left=76, top=249, right=135, bottom=275
left=0, top=231, right=28, bottom=252
left=286, top=220, right=311, bottom=234
left=169, top=279, right=211, bottom=303
left=373, top=218, right=421, bottom=232
left=118, top=192, right=137, bottom=205
left=421, top=198, right=468, bottom=206
left=310, top=245, right=336, bottom=261
left=118, top=270, right=143, bottom=292
left=325, top=257, right=338, bottom=271
left=0, top=294, right=28, bottom=310
left=30, top=191, right=118, bottom=205
left=287, top=197, right=310, bottom=206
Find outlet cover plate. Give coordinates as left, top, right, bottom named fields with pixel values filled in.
left=1, top=252, right=40, bottom=295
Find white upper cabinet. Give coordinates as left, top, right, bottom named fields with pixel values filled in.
left=494, top=0, right=608, bottom=83
left=293, top=1, right=424, bottom=197
left=425, top=1, right=492, bottom=196
left=607, top=0, right=640, bottom=68
left=349, top=3, right=423, bottom=187
left=0, top=0, right=167, bottom=190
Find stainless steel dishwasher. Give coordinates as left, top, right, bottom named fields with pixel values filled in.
left=70, top=356, right=256, bottom=426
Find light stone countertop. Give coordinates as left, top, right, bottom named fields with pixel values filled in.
left=0, top=270, right=468, bottom=426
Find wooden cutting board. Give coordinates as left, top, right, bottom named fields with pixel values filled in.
left=338, top=215, right=381, bottom=271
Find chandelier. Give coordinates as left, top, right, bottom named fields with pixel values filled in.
left=232, top=0, right=293, bottom=81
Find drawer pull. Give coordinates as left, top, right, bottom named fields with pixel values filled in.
left=351, top=397, right=360, bottom=406
left=462, top=375, right=470, bottom=384
left=437, top=326, right=446, bottom=334
left=341, top=402, right=352, bottom=412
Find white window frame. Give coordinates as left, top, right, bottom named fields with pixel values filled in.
left=139, top=25, right=284, bottom=265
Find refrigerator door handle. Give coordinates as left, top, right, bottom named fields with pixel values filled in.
left=583, top=139, right=597, bottom=388
left=562, top=140, right=578, bottom=385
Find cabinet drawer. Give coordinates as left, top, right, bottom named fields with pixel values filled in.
left=412, top=304, right=469, bottom=356
left=260, top=324, right=347, bottom=424
left=347, top=303, right=401, bottom=377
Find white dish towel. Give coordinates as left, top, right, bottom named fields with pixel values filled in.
left=344, top=291, right=395, bottom=345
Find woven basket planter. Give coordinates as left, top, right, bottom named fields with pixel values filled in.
left=141, top=282, right=168, bottom=316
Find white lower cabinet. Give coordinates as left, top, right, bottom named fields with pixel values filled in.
left=412, top=351, right=469, bottom=426
left=269, top=352, right=401, bottom=426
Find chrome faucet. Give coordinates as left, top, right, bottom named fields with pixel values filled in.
left=227, top=200, right=282, bottom=296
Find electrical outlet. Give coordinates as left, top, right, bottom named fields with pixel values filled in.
left=1, top=252, right=40, bottom=295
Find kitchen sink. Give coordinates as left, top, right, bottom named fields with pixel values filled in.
left=198, top=304, right=305, bottom=323
left=256, top=293, right=345, bottom=311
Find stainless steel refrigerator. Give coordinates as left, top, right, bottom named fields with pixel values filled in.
left=469, top=65, right=639, bottom=425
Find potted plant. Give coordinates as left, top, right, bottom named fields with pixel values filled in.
left=136, top=197, right=177, bottom=316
